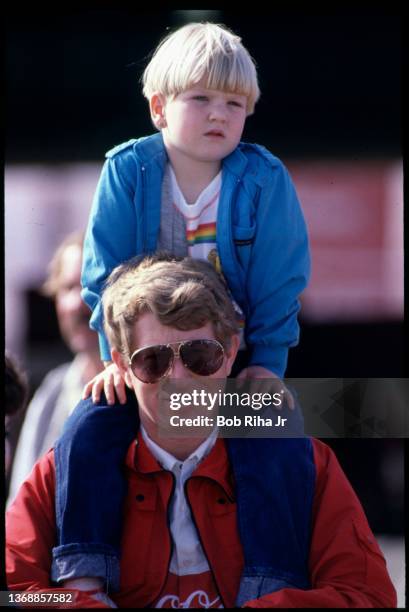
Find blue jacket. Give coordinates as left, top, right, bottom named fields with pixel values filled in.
left=82, top=132, right=310, bottom=376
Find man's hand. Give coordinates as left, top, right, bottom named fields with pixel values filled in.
left=236, top=365, right=295, bottom=410
left=82, top=362, right=127, bottom=405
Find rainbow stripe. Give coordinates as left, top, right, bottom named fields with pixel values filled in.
left=236, top=314, right=245, bottom=329
left=186, top=222, right=217, bottom=246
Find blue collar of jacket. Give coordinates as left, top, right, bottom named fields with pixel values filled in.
left=128, top=131, right=250, bottom=179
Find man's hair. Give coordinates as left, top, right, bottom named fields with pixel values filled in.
left=5, top=353, right=29, bottom=417
left=142, top=22, right=260, bottom=115
left=102, top=253, right=239, bottom=357
left=42, top=231, right=84, bottom=298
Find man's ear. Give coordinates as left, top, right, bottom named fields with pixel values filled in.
left=224, top=334, right=240, bottom=376
left=111, top=348, right=133, bottom=389
left=149, top=93, right=167, bottom=130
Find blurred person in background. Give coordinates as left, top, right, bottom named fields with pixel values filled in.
left=5, top=353, right=29, bottom=480
left=7, top=231, right=101, bottom=504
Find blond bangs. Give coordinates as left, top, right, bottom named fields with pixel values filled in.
left=142, top=22, right=260, bottom=115
left=204, top=53, right=257, bottom=111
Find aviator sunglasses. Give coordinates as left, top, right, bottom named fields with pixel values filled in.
left=128, top=339, right=225, bottom=384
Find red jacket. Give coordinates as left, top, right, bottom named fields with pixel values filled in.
left=6, top=435, right=396, bottom=608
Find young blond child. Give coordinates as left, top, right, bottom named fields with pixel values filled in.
left=52, top=22, right=310, bottom=594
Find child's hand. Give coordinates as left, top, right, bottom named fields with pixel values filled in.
left=236, top=365, right=295, bottom=410
left=82, top=362, right=127, bottom=405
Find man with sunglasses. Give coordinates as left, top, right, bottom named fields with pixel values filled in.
left=6, top=255, right=396, bottom=608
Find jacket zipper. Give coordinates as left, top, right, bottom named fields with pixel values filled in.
left=140, top=165, right=147, bottom=251
left=226, top=176, right=249, bottom=320
left=183, top=479, right=227, bottom=608
left=145, top=472, right=176, bottom=607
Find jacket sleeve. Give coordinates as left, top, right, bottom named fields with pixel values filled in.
left=245, top=157, right=310, bottom=378
left=6, top=451, right=112, bottom=609
left=81, top=152, right=138, bottom=361
left=243, top=439, right=397, bottom=608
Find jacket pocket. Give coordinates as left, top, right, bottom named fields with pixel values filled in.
left=232, top=223, right=256, bottom=274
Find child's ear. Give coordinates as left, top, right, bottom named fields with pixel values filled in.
left=111, top=349, right=133, bottom=388
left=149, top=93, right=167, bottom=130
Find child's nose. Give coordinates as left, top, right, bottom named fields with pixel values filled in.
left=209, top=103, right=227, bottom=122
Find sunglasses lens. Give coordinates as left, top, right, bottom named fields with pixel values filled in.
left=131, top=345, right=173, bottom=383
left=180, top=340, right=224, bottom=376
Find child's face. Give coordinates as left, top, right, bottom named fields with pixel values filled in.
left=154, top=78, right=248, bottom=165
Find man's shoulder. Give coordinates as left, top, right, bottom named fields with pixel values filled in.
left=58, top=390, right=139, bottom=443
left=311, top=437, right=336, bottom=462
left=13, top=448, right=56, bottom=502
left=310, top=438, right=344, bottom=480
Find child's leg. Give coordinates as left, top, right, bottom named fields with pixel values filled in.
left=52, top=391, right=139, bottom=592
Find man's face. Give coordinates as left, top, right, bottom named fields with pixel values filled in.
left=55, top=245, right=99, bottom=355
left=114, top=312, right=238, bottom=432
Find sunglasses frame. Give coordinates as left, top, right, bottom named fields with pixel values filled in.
left=128, top=339, right=225, bottom=383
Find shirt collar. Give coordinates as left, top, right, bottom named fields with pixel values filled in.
left=125, top=425, right=234, bottom=500
left=140, top=423, right=218, bottom=477
left=168, top=163, right=222, bottom=210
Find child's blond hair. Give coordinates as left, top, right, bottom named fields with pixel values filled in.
left=142, top=22, right=260, bottom=115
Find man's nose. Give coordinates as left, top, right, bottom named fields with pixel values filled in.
left=168, top=355, right=189, bottom=379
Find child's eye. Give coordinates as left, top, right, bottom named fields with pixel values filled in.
left=193, top=95, right=208, bottom=102
left=228, top=100, right=243, bottom=107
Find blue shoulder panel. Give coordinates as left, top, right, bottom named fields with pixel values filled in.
left=226, top=436, right=315, bottom=593
left=105, top=139, right=138, bottom=159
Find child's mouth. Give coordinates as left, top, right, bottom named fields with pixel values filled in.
left=205, top=131, right=225, bottom=138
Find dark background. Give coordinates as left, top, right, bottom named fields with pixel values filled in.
left=6, top=7, right=403, bottom=161
left=5, top=7, right=406, bottom=536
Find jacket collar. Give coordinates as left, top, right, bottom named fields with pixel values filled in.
left=132, top=132, right=167, bottom=167
left=132, top=132, right=248, bottom=179
left=193, top=437, right=235, bottom=502
left=126, top=430, right=163, bottom=474
left=223, top=145, right=249, bottom=179
left=126, top=429, right=235, bottom=501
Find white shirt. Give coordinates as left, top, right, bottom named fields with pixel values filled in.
left=169, top=164, right=221, bottom=264
left=168, top=164, right=246, bottom=348
left=140, top=424, right=219, bottom=576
